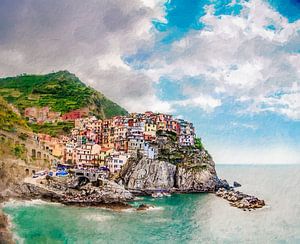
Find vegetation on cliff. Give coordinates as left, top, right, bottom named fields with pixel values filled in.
left=0, top=70, right=128, bottom=118
left=0, top=135, right=27, bottom=161
left=0, top=96, right=30, bottom=132
left=155, top=130, right=206, bottom=166
left=29, top=121, right=74, bottom=137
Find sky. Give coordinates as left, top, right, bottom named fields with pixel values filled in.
left=0, top=0, right=299, bottom=164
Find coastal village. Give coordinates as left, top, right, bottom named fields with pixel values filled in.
left=24, top=106, right=196, bottom=174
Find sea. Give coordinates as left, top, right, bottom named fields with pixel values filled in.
left=3, top=165, right=300, bottom=244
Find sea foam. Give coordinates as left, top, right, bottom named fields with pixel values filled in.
left=84, top=214, right=113, bottom=222
left=3, top=199, right=61, bottom=208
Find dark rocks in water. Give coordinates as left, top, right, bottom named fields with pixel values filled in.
left=214, top=178, right=231, bottom=190
left=136, top=204, right=153, bottom=211
left=233, top=181, right=242, bottom=188
left=216, top=188, right=265, bottom=210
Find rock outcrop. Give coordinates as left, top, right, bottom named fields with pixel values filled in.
left=118, top=131, right=225, bottom=194
left=120, top=158, right=176, bottom=191
left=233, top=181, right=242, bottom=187
left=5, top=176, right=133, bottom=209
left=216, top=188, right=265, bottom=210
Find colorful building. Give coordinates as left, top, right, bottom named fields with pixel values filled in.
left=106, top=151, right=130, bottom=173
left=99, top=147, right=114, bottom=165
left=75, top=143, right=101, bottom=165
left=60, top=112, right=196, bottom=168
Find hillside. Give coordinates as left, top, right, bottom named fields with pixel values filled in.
left=0, top=96, right=30, bottom=133
left=0, top=71, right=128, bottom=119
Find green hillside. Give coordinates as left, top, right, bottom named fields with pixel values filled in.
left=0, top=96, right=30, bottom=132
left=0, top=71, right=128, bottom=118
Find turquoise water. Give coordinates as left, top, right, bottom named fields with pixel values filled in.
left=4, top=165, right=300, bottom=243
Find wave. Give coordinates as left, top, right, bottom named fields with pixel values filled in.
left=133, top=197, right=145, bottom=201
left=145, top=206, right=164, bottom=211
left=3, top=199, right=62, bottom=208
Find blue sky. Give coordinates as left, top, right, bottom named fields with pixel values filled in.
left=0, top=0, right=299, bottom=163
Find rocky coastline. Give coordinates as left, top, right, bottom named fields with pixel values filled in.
left=216, top=188, right=265, bottom=210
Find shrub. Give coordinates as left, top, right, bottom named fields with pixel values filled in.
left=195, top=137, right=203, bottom=150
left=13, top=144, right=25, bottom=158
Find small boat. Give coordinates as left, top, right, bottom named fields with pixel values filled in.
left=36, top=170, right=46, bottom=176
left=55, top=170, right=69, bottom=177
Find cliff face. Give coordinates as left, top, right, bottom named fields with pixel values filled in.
left=175, top=150, right=217, bottom=192
left=118, top=132, right=222, bottom=193
left=121, top=158, right=177, bottom=190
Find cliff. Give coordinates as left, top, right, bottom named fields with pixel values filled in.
left=118, top=131, right=226, bottom=194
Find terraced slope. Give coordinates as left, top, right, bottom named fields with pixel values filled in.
left=0, top=70, right=127, bottom=119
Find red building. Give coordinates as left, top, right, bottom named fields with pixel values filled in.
left=61, top=109, right=89, bottom=121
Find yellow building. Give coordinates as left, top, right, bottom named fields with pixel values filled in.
left=144, top=123, right=157, bottom=137
left=45, top=139, right=65, bottom=158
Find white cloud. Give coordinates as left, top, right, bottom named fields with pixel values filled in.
left=172, top=95, right=221, bottom=112
left=97, top=53, right=130, bottom=71
left=124, top=94, right=173, bottom=114
left=141, top=0, right=300, bottom=119
left=253, top=92, right=300, bottom=120
left=231, top=122, right=258, bottom=130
